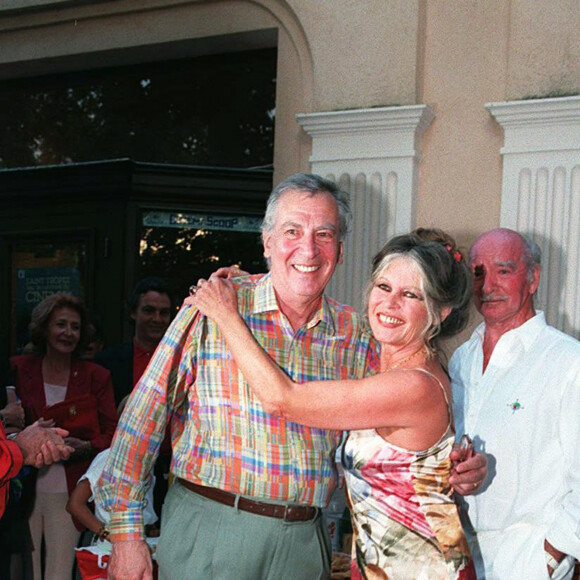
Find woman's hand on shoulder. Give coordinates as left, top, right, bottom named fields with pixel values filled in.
left=189, top=278, right=239, bottom=326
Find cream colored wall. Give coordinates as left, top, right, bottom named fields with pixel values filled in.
left=417, top=1, right=510, bottom=249
left=417, top=0, right=580, bottom=251
left=416, top=0, right=580, bottom=351
left=507, top=0, right=580, bottom=98
left=290, top=0, right=420, bottom=110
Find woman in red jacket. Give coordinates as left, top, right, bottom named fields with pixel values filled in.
left=11, top=292, right=118, bottom=580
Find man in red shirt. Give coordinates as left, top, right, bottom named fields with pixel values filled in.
left=95, top=277, right=174, bottom=518
left=95, top=277, right=173, bottom=405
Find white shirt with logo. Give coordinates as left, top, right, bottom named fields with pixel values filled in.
left=450, top=312, right=580, bottom=580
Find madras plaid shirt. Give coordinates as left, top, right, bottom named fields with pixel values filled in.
left=98, top=273, right=378, bottom=540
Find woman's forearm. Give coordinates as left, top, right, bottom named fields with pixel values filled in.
left=194, top=278, right=300, bottom=418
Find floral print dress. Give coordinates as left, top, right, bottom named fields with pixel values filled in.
left=342, top=371, right=475, bottom=580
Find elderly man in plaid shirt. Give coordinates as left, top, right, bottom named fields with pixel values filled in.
left=99, top=173, right=485, bottom=580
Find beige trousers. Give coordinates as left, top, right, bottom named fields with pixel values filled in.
left=29, top=492, right=80, bottom=580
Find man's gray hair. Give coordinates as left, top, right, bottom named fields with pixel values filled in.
left=521, top=235, right=542, bottom=282
left=262, top=173, right=351, bottom=241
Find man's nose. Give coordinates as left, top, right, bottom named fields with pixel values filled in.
left=299, top=233, right=318, bottom=257
left=481, top=273, right=494, bottom=293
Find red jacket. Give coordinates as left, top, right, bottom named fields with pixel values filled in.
left=0, top=422, right=24, bottom=518
left=10, top=355, right=118, bottom=501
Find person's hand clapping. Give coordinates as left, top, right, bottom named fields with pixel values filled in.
left=14, top=420, right=74, bottom=468
left=64, top=436, right=91, bottom=459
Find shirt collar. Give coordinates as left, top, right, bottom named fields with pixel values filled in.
left=474, top=310, right=546, bottom=351
left=252, top=273, right=336, bottom=334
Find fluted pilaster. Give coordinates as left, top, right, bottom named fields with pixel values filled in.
left=297, top=105, right=434, bottom=311
left=486, top=96, right=580, bottom=337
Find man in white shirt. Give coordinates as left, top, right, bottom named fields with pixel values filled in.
left=450, top=228, right=580, bottom=580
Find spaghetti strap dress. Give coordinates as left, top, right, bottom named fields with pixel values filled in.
left=342, top=369, right=475, bottom=580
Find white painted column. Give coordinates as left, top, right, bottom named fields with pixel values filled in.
left=486, top=96, right=580, bottom=337
left=296, top=105, right=435, bottom=311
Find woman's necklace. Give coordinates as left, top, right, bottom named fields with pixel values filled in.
left=384, top=347, right=427, bottom=372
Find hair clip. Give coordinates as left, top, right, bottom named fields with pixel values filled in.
left=444, top=244, right=462, bottom=263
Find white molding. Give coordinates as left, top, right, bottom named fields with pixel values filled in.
left=297, top=106, right=435, bottom=135
left=487, top=96, right=580, bottom=154
left=486, top=95, right=580, bottom=337
left=297, top=105, right=434, bottom=310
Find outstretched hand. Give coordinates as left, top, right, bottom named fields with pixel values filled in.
left=189, top=278, right=239, bottom=326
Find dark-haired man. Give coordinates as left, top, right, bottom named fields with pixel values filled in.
left=95, top=277, right=173, bottom=405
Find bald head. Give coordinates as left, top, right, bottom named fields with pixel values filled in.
left=469, top=228, right=541, bottom=332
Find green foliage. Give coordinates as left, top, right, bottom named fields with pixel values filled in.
left=0, top=49, right=276, bottom=169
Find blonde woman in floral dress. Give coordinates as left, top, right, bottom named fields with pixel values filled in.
left=193, top=231, right=476, bottom=580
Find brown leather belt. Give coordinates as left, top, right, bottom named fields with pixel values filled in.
left=177, top=479, right=319, bottom=522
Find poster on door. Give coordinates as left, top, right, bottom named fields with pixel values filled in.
left=15, top=267, right=80, bottom=351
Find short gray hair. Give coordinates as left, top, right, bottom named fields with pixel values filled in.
left=521, top=235, right=542, bottom=282
left=262, top=173, right=351, bottom=241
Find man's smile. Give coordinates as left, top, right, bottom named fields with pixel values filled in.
left=293, top=264, right=319, bottom=273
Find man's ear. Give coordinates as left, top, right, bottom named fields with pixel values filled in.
left=262, top=229, right=271, bottom=259
left=337, top=242, right=344, bottom=265
left=529, top=264, right=541, bottom=295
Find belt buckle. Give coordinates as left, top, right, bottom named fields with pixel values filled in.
left=283, top=504, right=317, bottom=522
